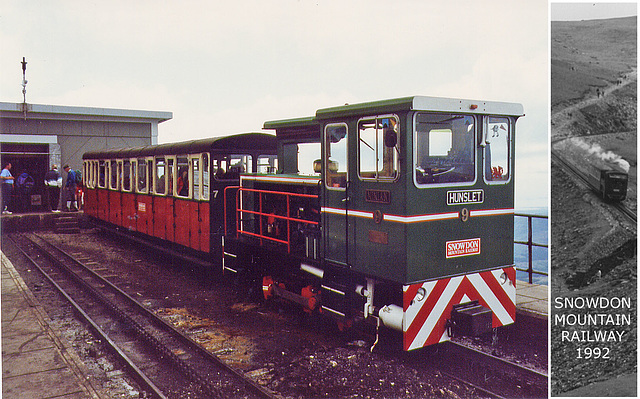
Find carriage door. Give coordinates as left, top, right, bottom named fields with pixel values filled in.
left=322, top=123, right=351, bottom=267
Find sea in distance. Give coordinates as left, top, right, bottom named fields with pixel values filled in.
left=514, top=207, right=548, bottom=285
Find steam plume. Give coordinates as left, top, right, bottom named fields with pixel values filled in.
left=570, top=137, right=630, bottom=172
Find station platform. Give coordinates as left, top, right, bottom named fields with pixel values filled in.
left=0, top=209, right=87, bottom=233
left=1, top=251, right=99, bottom=399
left=515, top=280, right=548, bottom=320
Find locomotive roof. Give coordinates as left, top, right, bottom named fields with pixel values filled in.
left=263, top=116, right=320, bottom=141
left=317, top=96, right=524, bottom=118
left=264, top=96, right=524, bottom=133
left=83, top=132, right=276, bottom=159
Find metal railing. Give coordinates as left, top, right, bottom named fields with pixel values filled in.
left=514, top=213, right=548, bottom=284
left=225, top=186, right=319, bottom=253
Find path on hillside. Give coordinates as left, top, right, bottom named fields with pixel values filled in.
left=551, top=67, right=637, bottom=142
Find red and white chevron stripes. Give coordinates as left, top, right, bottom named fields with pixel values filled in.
left=402, top=267, right=515, bottom=351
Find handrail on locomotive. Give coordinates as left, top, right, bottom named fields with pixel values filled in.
left=514, top=213, right=549, bottom=284
left=224, top=185, right=319, bottom=253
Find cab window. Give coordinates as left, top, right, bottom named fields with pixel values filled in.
left=325, top=123, right=348, bottom=189
left=358, top=115, right=399, bottom=181
left=484, top=116, right=511, bottom=184
left=414, top=113, right=476, bottom=186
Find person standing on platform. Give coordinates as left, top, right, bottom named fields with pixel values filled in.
left=63, top=165, right=78, bottom=212
left=44, top=164, right=62, bottom=212
left=1, top=162, right=14, bottom=215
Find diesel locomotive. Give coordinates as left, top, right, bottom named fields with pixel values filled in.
left=84, top=96, right=524, bottom=351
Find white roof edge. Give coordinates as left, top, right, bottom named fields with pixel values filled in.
left=0, top=102, right=173, bottom=122
left=412, top=96, right=524, bottom=116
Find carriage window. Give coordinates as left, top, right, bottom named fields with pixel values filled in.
left=137, top=159, right=148, bottom=193
left=202, top=153, right=210, bottom=200
left=110, top=160, right=119, bottom=190
left=155, top=157, right=167, bottom=195
left=167, top=157, right=175, bottom=196
left=85, top=161, right=90, bottom=188
left=325, top=123, right=348, bottom=189
left=258, top=155, right=278, bottom=174
left=147, top=160, right=153, bottom=194
left=358, top=116, right=399, bottom=181
left=98, top=161, right=106, bottom=188
left=213, top=155, right=253, bottom=181
left=123, top=160, right=131, bottom=192
left=484, top=116, right=511, bottom=183
left=83, top=162, right=88, bottom=188
left=192, top=156, right=201, bottom=200
left=414, top=113, right=476, bottom=186
left=176, top=156, right=189, bottom=198
left=90, top=161, right=96, bottom=189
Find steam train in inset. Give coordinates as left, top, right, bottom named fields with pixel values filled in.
left=585, top=162, right=628, bottom=202
left=83, top=96, right=524, bottom=351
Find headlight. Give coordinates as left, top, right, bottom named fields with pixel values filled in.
left=415, top=287, right=426, bottom=302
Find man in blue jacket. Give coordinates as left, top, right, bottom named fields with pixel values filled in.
left=0, top=162, right=14, bottom=214
left=63, top=165, right=78, bottom=212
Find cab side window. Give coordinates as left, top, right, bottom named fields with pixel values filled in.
left=358, top=115, right=399, bottom=181
left=325, top=123, right=348, bottom=189
left=484, top=116, right=511, bottom=183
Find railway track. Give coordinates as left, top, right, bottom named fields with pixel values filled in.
left=8, top=232, right=278, bottom=399
left=551, top=150, right=637, bottom=224
left=429, top=341, right=548, bottom=399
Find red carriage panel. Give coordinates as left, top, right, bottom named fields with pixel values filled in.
left=188, top=201, right=200, bottom=251
left=198, top=201, right=210, bottom=253
left=108, top=190, right=122, bottom=226
left=85, top=188, right=97, bottom=217
left=174, top=199, right=191, bottom=248
left=122, top=192, right=136, bottom=231
left=152, top=196, right=172, bottom=240
left=136, top=195, right=153, bottom=235
left=97, top=189, right=109, bottom=221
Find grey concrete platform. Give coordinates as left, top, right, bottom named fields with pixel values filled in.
left=1, top=251, right=100, bottom=399
left=0, top=210, right=87, bottom=234
left=516, top=280, right=548, bottom=320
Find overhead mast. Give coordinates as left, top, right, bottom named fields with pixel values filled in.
left=21, top=57, right=28, bottom=120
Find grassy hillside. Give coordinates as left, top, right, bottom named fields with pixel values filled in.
left=552, top=16, right=636, bottom=109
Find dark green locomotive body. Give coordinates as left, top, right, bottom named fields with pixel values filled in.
left=225, top=96, right=524, bottom=350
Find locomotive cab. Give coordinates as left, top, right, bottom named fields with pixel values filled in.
left=226, top=96, right=524, bottom=350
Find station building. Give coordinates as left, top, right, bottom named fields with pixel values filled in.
left=0, top=102, right=172, bottom=210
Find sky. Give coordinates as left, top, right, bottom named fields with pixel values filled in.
left=552, top=2, right=637, bottom=21
left=1, top=0, right=548, bottom=211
